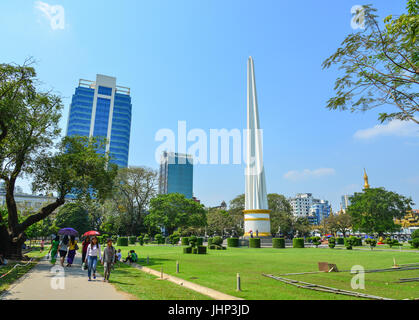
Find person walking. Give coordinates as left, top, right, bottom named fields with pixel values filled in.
left=40, top=239, right=45, bottom=252
left=81, top=236, right=90, bottom=270
left=101, top=239, right=116, bottom=282
left=85, top=236, right=101, bottom=281
left=48, top=235, right=60, bottom=265
left=66, top=235, right=78, bottom=267
left=58, top=235, right=69, bottom=267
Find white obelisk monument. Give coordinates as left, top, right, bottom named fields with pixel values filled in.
left=243, top=57, right=271, bottom=238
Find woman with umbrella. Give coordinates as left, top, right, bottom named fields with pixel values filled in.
left=58, top=228, right=78, bottom=267
left=82, top=231, right=100, bottom=270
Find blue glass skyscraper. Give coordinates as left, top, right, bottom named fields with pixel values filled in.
left=158, top=152, right=193, bottom=199
left=66, top=74, right=132, bottom=167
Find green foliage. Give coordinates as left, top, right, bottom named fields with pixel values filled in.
left=365, top=238, right=377, bottom=249
left=137, top=235, right=144, bottom=246
left=212, top=236, right=223, bottom=246
left=328, top=237, right=336, bottom=249
left=411, top=229, right=419, bottom=239
left=345, top=236, right=362, bottom=247
left=196, top=246, right=207, bottom=254
left=409, top=238, right=419, bottom=248
left=322, top=2, right=419, bottom=124
left=117, top=237, right=129, bottom=246
left=272, top=238, right=285, bottom=248
left=188, top=235, right=198, bottom=248
left=181, top=237, right=189, bottom=246
left=55, top=203, right=90, bottom=235
left=143, top=234, right=150, bottom=244
left=192, top=247, right=198, bottom=254
left=129, top=236, right=137, bottom=245
left=347, top=188, right=412, bottom=235
left=155, top=234, right=164, bottom=244
left=208, top=238, right=213, bottom=246
left=337, top=238, right=345, bottom=245
left=183, top=247, right=192, bottom=254
left=384, top=238, right=403, bottom=248
left=145, top=193, right=206, bottom=235
left=168, top=232, right=180, bottom=245
left=292, top=238, right=304, bottom=248
left=310, top=236, right=321, bottom=247
left=227, top=238, right=239, bottom=247
left=249, top=238, right=261, bottom=248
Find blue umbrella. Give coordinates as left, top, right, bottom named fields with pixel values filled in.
left=58, top=228, right=78, bottom=236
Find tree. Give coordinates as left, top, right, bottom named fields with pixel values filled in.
left=1, top=134, right=117, bottom=258
left=347, top=187, right=413, bottom=236
left=322, top=1, right=419, bottom=124
left=145, top=193, right=206, bottom=235
left=55, top=203, right=90, bottom=235
left=268, top=193, right=293, bottom=236
left=334, top=213, right=353, bottom=237
left=111, top=166, right=158, bottom=235
left=207, top=208, right=235, bottom=236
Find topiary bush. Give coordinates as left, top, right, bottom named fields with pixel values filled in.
left=411, top=229, right=419, bottom=240
left=293, top=238, right=304, bottom=248
left=143, top=234, right=150, bottom=244
left=181, top=237, right=190, bottom=246
left=129, top=236, right=137, bottom=245
left=409, top=238, right=419, bottom=248
left=212, top=236, right=223, bottom=246
left=155, top=234, right=164, bottom=244
left=117, top=237, right=128, bottom=246
left=169, top=233, right=180, bottom=245
left=197, top=237, right=204, bottom=246
left=197, top=246, right=207, bottom=254
left=137, top=235, right=144, bottom=246
left=272, top=238, right=285, bottom=248
left=183, top=247, right=192, bottom=254
left=328, top=237, right=336, bottom=249
left=189, top=236, right=198, bottom=247
left=209, top=244, right=217, bottom=250
left=249, top=238, right=261, bottom=248
left=192, top=247, right=198, bottom=254
left=365, top=238, right=377, bottom=250
left=337, top=238, right=344, bottom=245
left=227, top=238, right=239, bottom=247
left=208, top=238, right=213, bottom=246
left=310, top=236, right=321, bottom=247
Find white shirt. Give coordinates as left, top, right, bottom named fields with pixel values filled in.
left=86, top=244, right=101, bottom=260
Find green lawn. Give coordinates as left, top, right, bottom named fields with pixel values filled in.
left=114, top=244, right=419, bottom=300
left=0, top=247, right=48, bottom=293
left=96, top=262, right=212, bottom=300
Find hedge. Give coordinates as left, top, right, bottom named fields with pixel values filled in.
left=197, top=246, right=207, bottom=254
left=293, top=238, right=304, bottom=248
left=197, top=237, right=204, bottom=246
left=192, top=247, right=198, bottom=254
left=129, top=236, right=137, bottom=244
left=345, top=236, right=362, bottom=247
left=208, top=238, right=213, bottom=246
left=117, top=237, right=128, bottom=246
left=227, top=238, right=239, bottom=247
left=249, top=238, right=261, bottom=248
left=410, top=238, right=419, bottom=248
left=337, top=238, right=344, bottom=245
left=181, top=237, right=190, bottom=246
left=272, top=238, right=285, bottom=248
left=212, top=236, right=223, bottom=246
left=183, top=247, right=192, bottom=254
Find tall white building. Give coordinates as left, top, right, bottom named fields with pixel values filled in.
left=289, top=193, right=315, bottom=217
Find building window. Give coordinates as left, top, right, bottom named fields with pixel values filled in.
left=98, top=86, right=112, bottom=96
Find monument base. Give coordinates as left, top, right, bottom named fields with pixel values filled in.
left=243, top=209, right=271, bottom=238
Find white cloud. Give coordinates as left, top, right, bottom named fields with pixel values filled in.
left=35, top=1, right=65, bottom=30
left=283, top=168, right=336, bottom=181
left=354, top=119, right=419, bottom=140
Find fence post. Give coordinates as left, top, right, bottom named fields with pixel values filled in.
left=236, top=273, right=241, bottom=291
left=176, top=261, right=179, bottom=274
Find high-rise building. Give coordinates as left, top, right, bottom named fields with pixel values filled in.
left=158, top=152, right=193, bottom=199
left=341, top=194, right=353, bottom=211
left=66, top=74, right=132, bottom=168
left=289, top=193, right=331, bottom=225
left=309, top=200, right=331, bottom=225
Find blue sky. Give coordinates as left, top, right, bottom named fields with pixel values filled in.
left=1, top=0, right=418, bottom=210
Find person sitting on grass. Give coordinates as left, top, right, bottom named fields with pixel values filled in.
left=123, top=250, right=138, bottom=264
left=0, top=253, right=7, bottom=266
left=115, top=249, right=122, bottom=266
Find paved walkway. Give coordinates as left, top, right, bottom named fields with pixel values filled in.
left=1, top=256, right=133, bottom=300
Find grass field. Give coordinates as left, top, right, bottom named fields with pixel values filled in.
left=114, top=244, right=419, bottom=300
left=0, top=247, right=47, bottom=293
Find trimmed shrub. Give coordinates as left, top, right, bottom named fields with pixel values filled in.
left=181, top=237, right=190, bottom=246
left=209, top=244, right=217, bottom=250
left=197, top=246, right=207, bottom=254
left=129, top=236, right=137, bottom=245
left=169, top=233, right=180, bottom=245
left=409, top=238, right=419, bottom=248
left=197, top=237, right=204, bottom=246
left=208, top=238, right=213, bottom=246
left=337, top=238, right=344, bottom=245
left=310, top=236, right=321, bottom=247
left=183, top=247, right=192, bottom=254
left=212, top=236, right=223, bottom=246
left=249, top=238, right=261, bottom=248
left=192, top=247, right=198, bottom=254
left=293, top=238, right=304, bottom=248
left=227, top=238, right=239, bottom=247
left=155, top=234, right=164, bottom=244
left=411, top=229, right=419, bottom=240
left=216, top=246, right=222, bottom=250
left=365, top=238, right=377, bottom=250
left=189, top=236, right=198, bottom=247
left=117, top=237, right=128, bottom=246
left=272, top=238, right=285, bottom=248
left=143, top=234, right=150, bottom=244
left=137, top=235, right=144, bottom=246
left=222, top=246, right=227, bottom=250
left=328, top=237, right=336, bottom=249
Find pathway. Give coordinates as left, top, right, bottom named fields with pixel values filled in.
left=1, top=255, right=133, bottom=300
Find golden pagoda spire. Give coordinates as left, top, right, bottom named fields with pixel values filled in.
left=363, top=168, right=370, bottom=189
